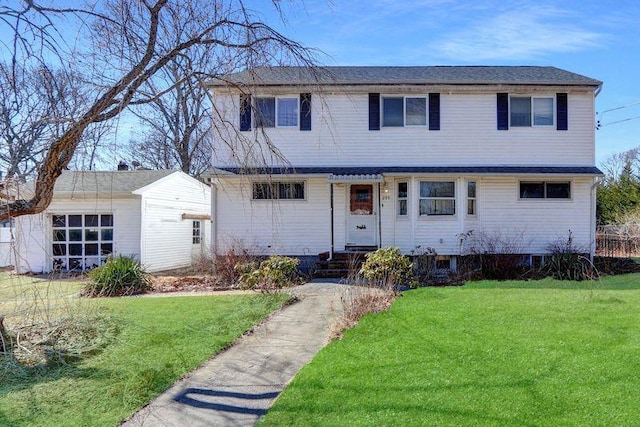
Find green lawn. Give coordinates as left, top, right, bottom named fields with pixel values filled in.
left=261, top=275, right=640, bottom=426
left=0, top=272, right=84, bottom=318
left=1, top=292, right=289, bottom=426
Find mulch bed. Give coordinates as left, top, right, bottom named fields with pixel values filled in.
left=150, top=275, right=236, bottom=293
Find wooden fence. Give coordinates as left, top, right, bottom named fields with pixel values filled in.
left=596, top=232, right=640, bottom=258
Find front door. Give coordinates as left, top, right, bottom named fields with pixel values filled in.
left=346, top=184, right=377, bottom=247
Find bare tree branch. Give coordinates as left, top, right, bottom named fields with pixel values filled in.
left=0, top=0, right=318, bottom=220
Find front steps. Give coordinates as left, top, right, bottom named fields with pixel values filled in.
left=314, top=248, right=376, bottom=279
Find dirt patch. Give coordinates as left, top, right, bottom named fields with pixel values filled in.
left=150, top=274, right=236, bottom=293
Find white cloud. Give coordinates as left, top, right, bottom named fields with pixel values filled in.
left=432, top=7, right=606, bottom=61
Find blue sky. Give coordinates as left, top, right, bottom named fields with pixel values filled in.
left=260, top=0, right=640, bottom=164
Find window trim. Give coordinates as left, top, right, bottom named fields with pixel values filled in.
left=418, top=180, right=456, bottom=217
left=510, top=95, right=555, bottom=128
left=254, top=96, right=300, bottom=129
left=251, top=181, right=306, bottom=201
left=381, top=95, right=428, bottom=128
left=519, top=181, right=571, bottom=200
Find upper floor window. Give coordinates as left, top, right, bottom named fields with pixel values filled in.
left=519, top=181, right=570, bottom=199
left=277, top=98, right=298, bottom=126
left=255, top=97, right=299, bottom=128
left=511, top=96, right=554, bottom=127
left=252, top=181, right=305, bottom=200
left=382, top=96, right=427, bottom=127
left=419, top=181, right=455, bottom=216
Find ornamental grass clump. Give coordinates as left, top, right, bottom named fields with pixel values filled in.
left=84, top=255, right=151, bottom=297
left=360, top=247, right=416, bottom=288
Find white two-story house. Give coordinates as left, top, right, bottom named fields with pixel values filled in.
left=207, top=66, right=602, bottom=269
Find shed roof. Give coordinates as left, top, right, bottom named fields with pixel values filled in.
left=52, top=170, right=177, bottom=194
left=209, top=66, right=602, bottom=88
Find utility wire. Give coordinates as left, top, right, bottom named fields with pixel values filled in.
left=596, top=100, right=640, bottom=129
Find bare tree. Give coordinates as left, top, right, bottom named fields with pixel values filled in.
left=126, top=54, right=214, bottom=176
left=0, top=64, right=106, bottom=179
left=0, top=0, right=315, bottom=220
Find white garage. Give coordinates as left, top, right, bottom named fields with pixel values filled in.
left=14, top=169, right=211, bottom=274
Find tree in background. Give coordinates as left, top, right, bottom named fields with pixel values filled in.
left=0, top=64, right=111, bottom=179
left=124, top=11, right=226, bottom=177
left=597, top=147, right=640, bottom=224
left=0, top=0, right=316, bottom=220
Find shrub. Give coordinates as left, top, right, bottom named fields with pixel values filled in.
left=237, top=255, right=301, bottom=292
left=542, top=231, right=597, bottom=281
left=216, top=247, right=263, bottom=285
left=412, top=246, right=438, bottom=285
left=360, top=247, right=416, bottom=288
left=459, top=230, right=531, bottom=280
left=84, top=255, right=151, bottom=297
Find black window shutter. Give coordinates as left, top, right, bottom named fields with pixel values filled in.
left=369, top=93, right=380, bottom=130
left=497, top=93, right=509, bottom=130
left=239, top=94, right=251, bottom=131
left=300, top=93, right=312, bottom=131
left=556, top=93, right=568, bottom=130
left=429, top=93, right=440, bottom=130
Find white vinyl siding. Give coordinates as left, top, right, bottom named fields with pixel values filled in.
left=215, top=177, right=331, bottom=256
left=14, top=198, right=141, bottom=274
left=137, top=173, right=211, bottom=272
left=475, top=177, right=593, bottom=254
left=211, top=91, right=595, bottom=168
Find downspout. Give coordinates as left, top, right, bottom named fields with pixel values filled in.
left=590, top=176, right=603, bottom=261
left=211, top=182, right=218, bottom=261
left=377, top=181, right=382, bottom=248
left=330, top=183, right=334, bottom=259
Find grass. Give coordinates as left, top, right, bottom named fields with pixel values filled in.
left=0, top=271, right=83, bottom=317
left=1, top=287, right=289, bottom=426
left=261, top=275, right=640, bottom=426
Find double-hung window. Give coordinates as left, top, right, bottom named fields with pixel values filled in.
left=255, top=97, right=298, bottom=128
left=382, top=96, right=427, bottom=127
left=419, top=181, right=455, bottom=216
left=511, top=96, right=554, bottom=127
left=519, top=181, right=570, bottom=199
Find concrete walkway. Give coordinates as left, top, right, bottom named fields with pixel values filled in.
left=122, top=282, right=350, bottom=426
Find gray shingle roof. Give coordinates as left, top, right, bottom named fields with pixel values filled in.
left=52, top=170, right=176, bottom=194
left=210, top=66, right=602, bottom=87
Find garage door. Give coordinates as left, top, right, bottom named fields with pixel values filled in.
left=51, top=213, right=114, bottom=271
